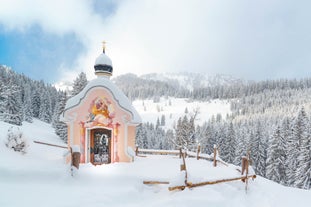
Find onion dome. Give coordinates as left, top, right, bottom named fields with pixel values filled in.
left=94, top=41, right=113, bottom=77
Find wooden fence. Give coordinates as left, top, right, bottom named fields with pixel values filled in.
left=139, top=146, right=256, bottom=192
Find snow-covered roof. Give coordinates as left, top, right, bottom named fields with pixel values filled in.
left=95, top=53, right=113, bottom=66
left=63, top=77, right=141, bottom=124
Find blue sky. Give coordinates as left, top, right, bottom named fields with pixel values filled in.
left=0, top=25, right=84, bottom=82
left=0, top=0, right=311, bottom=84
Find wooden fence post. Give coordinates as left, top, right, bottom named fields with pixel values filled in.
left=135, top=146, right=139, bottom=156
left=179, top=148, right=182, bottom=159
left=241, top=155, right=250, bottom=193
left=180, top=150, right=188, bottom=188
left=196, top=144, right=201, bottom=160
left=213, top=145, right=217, bottom=167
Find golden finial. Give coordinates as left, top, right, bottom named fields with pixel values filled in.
left=102, top=41, right=106, bottom=53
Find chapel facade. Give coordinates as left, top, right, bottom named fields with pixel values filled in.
left=62, top=45, right=141, bottom=165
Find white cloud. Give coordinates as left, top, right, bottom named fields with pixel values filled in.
left=1, top=0, right=311, bottom=83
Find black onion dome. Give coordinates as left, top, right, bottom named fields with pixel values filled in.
left=94, top=50, right=113, bottom=76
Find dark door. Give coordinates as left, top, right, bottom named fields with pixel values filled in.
left=90, top=128, right=111, bottom=165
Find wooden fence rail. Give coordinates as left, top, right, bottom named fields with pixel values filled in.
left=33, top=140, right=68, bottom=149
left=136, top=147, right=180, bottom=156
left=136, top=147, right=228, bottom=166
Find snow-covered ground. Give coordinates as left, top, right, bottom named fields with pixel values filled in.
left=133, top=98, right=231, bottom=128
left=1, top=119, right=310, bottom=207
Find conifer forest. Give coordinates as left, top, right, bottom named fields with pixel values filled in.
left=1, top=66, right=310, bottom=189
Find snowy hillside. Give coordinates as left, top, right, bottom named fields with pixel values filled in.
left=1, top=119, right=310, bottom=207
left=133, top=97, right=231, bottom=128
left=140, top=72, right=243, bottom=91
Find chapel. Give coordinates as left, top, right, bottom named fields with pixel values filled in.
left=62, top=44, right=141, bottom=165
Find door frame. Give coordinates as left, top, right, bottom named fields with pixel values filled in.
left=86, top=127, right=113, bottom=165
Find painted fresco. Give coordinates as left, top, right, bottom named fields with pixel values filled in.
left=85, top=96, right=116, bottom=127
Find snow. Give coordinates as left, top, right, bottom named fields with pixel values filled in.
left=133, top=97, right=231, bottom=128
left=1, top=119, right=311, bottom=207
left=62, top=76, right=141, bottom=124
left=95, top=52, right=113, bottom=66
left=71, top=145, right=80, bottom=153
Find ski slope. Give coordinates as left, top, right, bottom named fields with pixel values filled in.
left=0, top=119, right=310, bottom=207
left=133, top=97, right=231, bottom=128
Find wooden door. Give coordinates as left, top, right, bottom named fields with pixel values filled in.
left=90, top=128, right=112, bottom=165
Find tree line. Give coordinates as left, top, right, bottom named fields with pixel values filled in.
left=136, top=107, right=311, bottom=190
left=0, top=65, right=88, bottom=143
left=114, top=73, right=311, bottom=101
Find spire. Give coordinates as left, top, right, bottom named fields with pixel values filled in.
left=102, top=41, right=106, bottom=53
left=94, top=42, right=113, bottom=77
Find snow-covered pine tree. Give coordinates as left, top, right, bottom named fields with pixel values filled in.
left=52, top=91, right=67, bottom=127
left=155, top=127, right=166, bottom=149
left=31, top=89, right=41, bottom=118
left=156, top=117, right=160, bottom=129
left=3, top=84, right=23, bottom=126
left=278, top=118, right=288, bottom=185
left=256, top=135, right=267, bottom=177
left=0, top=81, right=6, bottom=120
left=293, top=107, right=311, bottom=189
left=52, top=91, right=68, bottom=143
left=285, top=116, right=299, bottom=187
left=281, top=117, right=292, bottom=186
left=136, top=124, right=148, bottom=149
left=221, top=122, right=236, bottom=163
left=234, top=121, right=248, bottom=166
left=164, top=129, right=175, bottom=150
left=173, top=115, right=196, bottom=150
left=266, top=125, right=282, bottom=183
left=146, top=122, right=157, bottom=149
left=161, top=114, right=166, bottom=126
left=71, top=72, right=88, bottom=97
left=249, top=121, right=262, bottom=172
left=39, top=90, right=52, bottom=123
left=22, top=85, right=33, bottom=123
left=249, top=121, right=269, bottom=177
left=203, top=121, right=216, bottom=154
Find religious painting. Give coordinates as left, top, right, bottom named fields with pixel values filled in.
left=84, top=96, right=116, bottom=128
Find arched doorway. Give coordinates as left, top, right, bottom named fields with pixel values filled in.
left=90, top=128, right=112, bottom=165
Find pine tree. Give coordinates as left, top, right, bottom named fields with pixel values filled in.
left=202, top=119, right=221, bottom=155
left=249, top=121, right=267, bottom=176
left=173, top=115, right=196, bottom=150
left=234, top=121, right=248, bottom=165
left=31, top=90, right=41, bottom=118
left=71, top=72, right=88, bottom=96
left=136, top=125, right=148, bottom=149
left=266, top=126, right=282, bottom=183
left=293, top=107, right=311, bottom=189
left=22, top=85, right=33, bottom=123
left=285, top=117, right=298, bottom=186
left=256, top=136, right=267, bottom=177
left=39, top=91, right=52, bottom=123
left=161, top=114, right=166, bottom=126
left=278, top=119, right=288, bottom=185
left=156, top=117, right=160, bottom=129
left=281, top=117, right=292, bottom=185
left=53, top=91, right=68, bottom=143
left=0, top=81, right=6, bottom=119
left=222, top=122, right=236, bottom=163
left=3, top=84, right=23, bottom=126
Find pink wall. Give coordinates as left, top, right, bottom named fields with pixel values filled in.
left=64, top=86, right=135, bottom=163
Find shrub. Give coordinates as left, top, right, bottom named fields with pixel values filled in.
left=5, top=126, right=28, bottom=154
